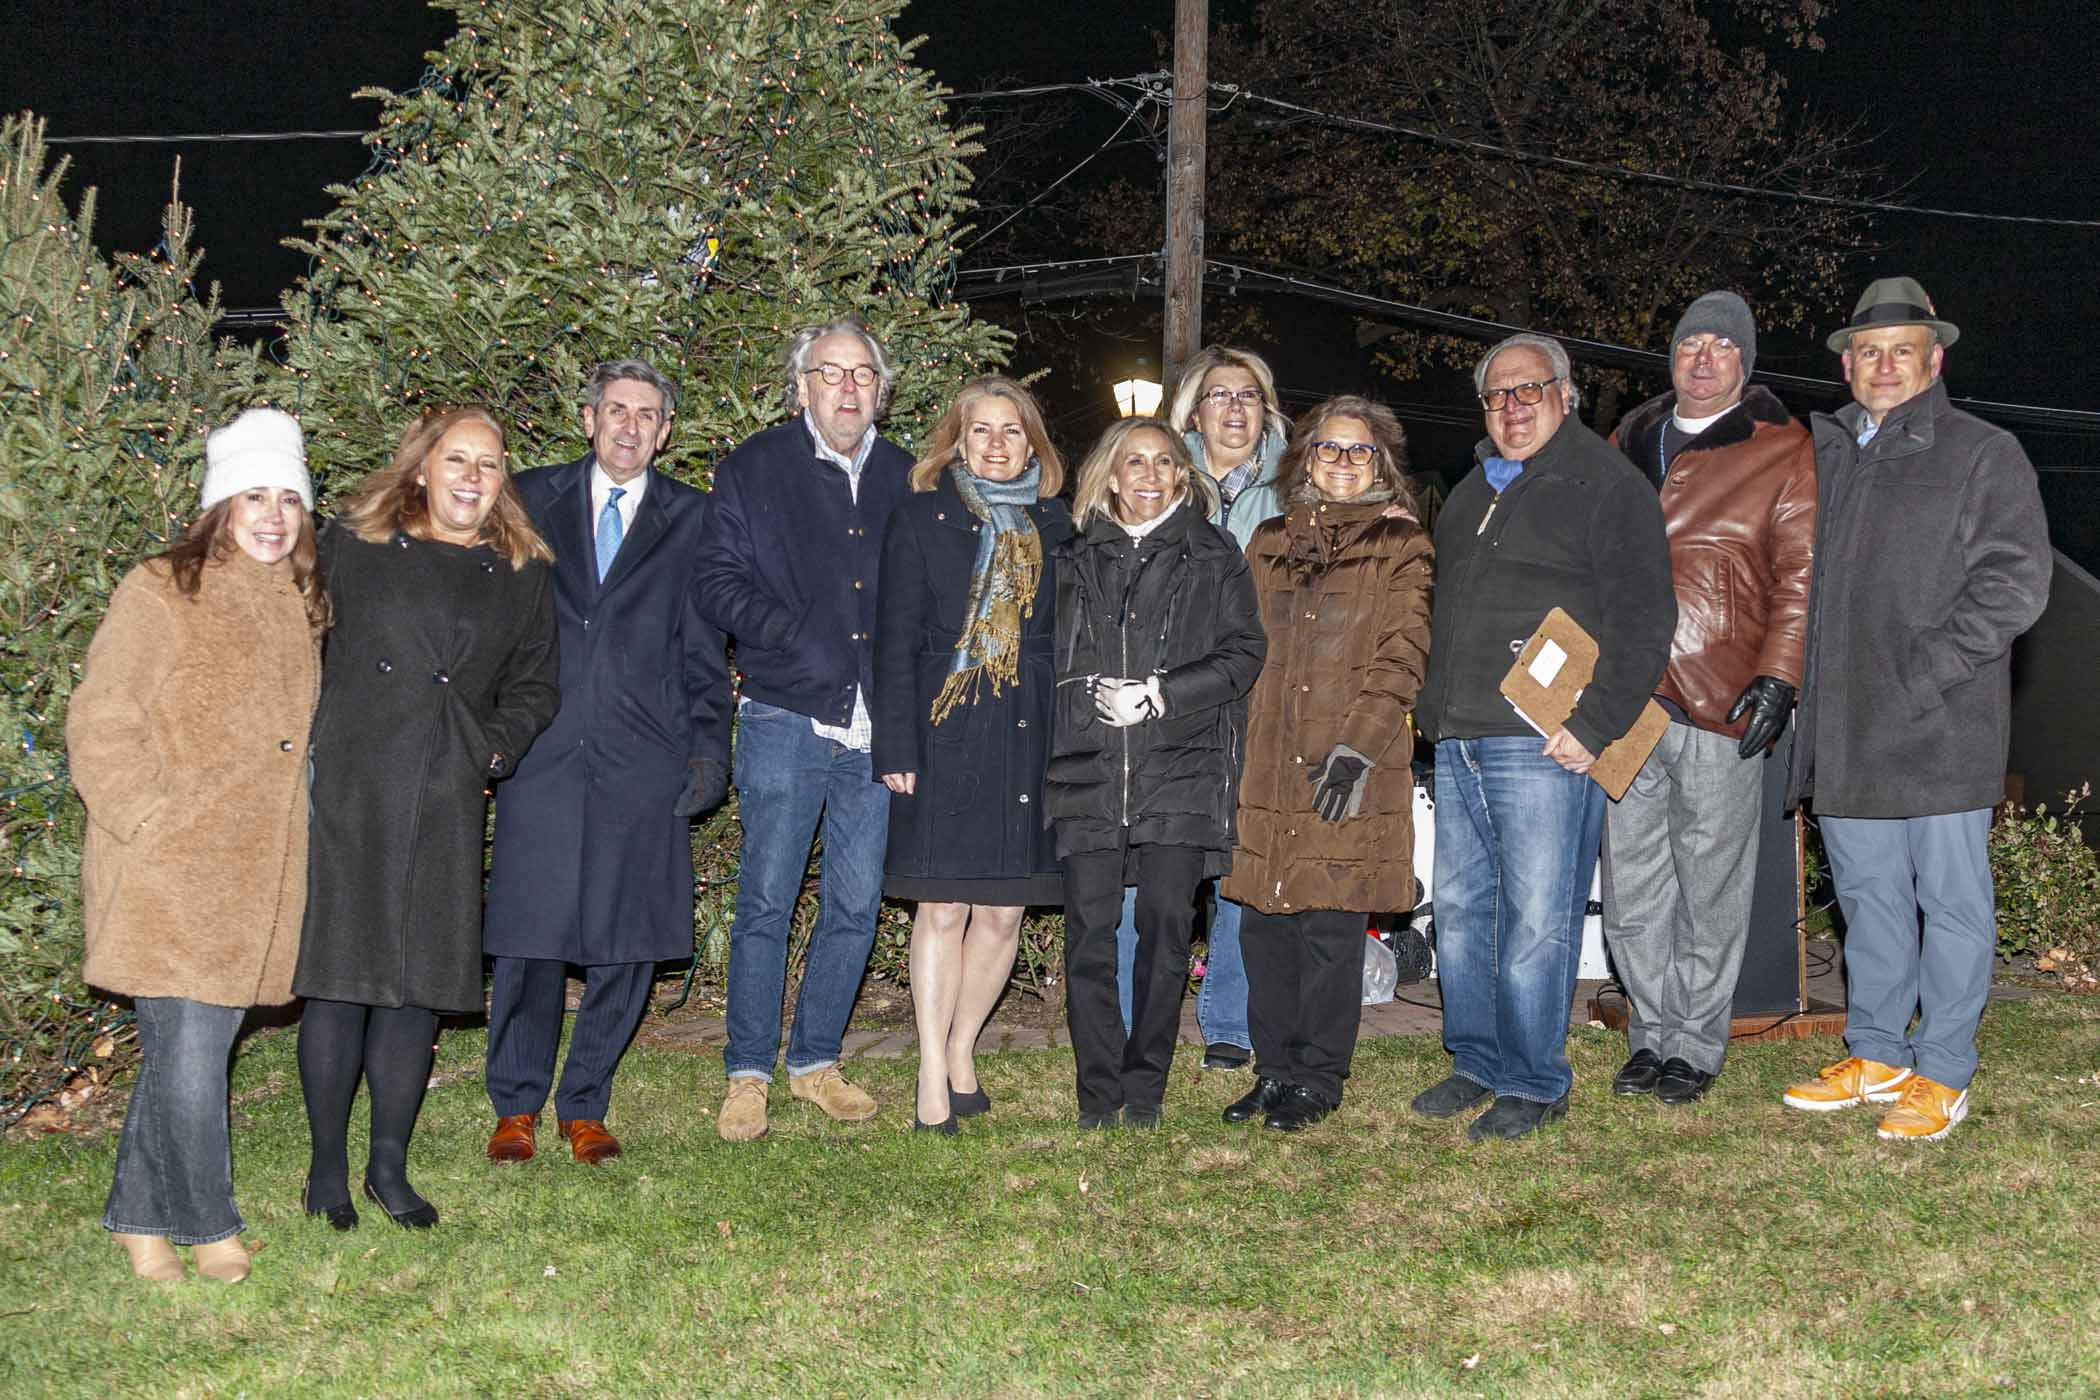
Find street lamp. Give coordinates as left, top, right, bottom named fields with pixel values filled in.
left=1112, top=375, right=1163, bottom=418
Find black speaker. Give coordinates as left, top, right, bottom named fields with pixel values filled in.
left=1731, top=724, right=1804, bottom=1017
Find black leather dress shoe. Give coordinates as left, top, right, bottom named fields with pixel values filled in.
left=1262, top=1084, right=1337, bottom=1132
left=1654, top=1058, right=1716, bottom=1105
left=1076, top=1109, right=1119, bottom=1131
left=1409, top=1073, right=1492, bottom=1119
left=1201, top=1043, right=1251, bottom=1071
left=1465, top=1094, right=1569, bottom=1142
left=1222, top=1076, right=1291, bottom=1124
left=1122, top=1104, right=1162, bottom=1130
left=1612, top=1048, right=1665, bottom=1096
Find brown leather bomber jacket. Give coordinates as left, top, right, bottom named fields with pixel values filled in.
left=1610, top=385, right=1816, bottom=738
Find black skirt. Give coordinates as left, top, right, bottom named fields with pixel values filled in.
left=884, top=872, right=1067, bottom=907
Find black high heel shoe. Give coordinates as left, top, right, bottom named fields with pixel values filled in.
left=912, top=1114, right=960, bottom=1136
left=361, top=1179, right=439, bottom=1230
left=948, top=1082, right=991, bottom=1118
left=302, top=1180, right=358, bottom=1232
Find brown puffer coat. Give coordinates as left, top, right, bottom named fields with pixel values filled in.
left=1224, top=501, right=1433, bottom=916
left=67, top=552, right=321, bottom=1008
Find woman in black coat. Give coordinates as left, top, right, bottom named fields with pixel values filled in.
left=1046, top=417, right=1267, bottom=1129
left=872, top=378, right=1070, bottom=1134
left=294, top=406, right=559, bottom=1230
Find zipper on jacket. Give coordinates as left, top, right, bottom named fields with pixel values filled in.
left=1119, top=543, right=1133, bottom=827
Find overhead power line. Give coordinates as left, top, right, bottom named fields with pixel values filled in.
left=1206, top=84, right=2100, bottom=230
left=41, top=80, right=1118, bottom=147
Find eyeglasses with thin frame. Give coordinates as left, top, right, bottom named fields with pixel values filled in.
left=1673, top=336, right=1740, bottom=360
left=803, top=363, right=879, bottom=387
left=1477, top=377, right=1562, bottom=413
left=1312, top=440, right=1378, bottom=466
left=1202, top=387, right=1266, bottom=409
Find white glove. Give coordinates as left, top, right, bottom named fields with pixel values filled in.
left=1095, top=676, right=1164, bottom=727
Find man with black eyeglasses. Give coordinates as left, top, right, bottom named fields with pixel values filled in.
left=1411, top=332, right=1676, bottom=1141
left=693, top=317, right=911, bottom=1142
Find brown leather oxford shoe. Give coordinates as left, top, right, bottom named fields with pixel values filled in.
left=486, top=1112, right=537, bottom=1163
left=558, top=1118, right=622, bottom=1165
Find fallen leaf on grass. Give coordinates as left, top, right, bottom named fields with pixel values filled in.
left=1461, top=1354, right=1480, bottom=1370
left=1658, top=1323, right=1678, bottom=1336
left=15, top=1104, right=64, bottom=1133
left=544, top=1265, right=558, bottom=1278
left=716, top=1220, right=733, bottom=1238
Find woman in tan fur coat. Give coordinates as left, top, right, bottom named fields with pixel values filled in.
left=67, top=408, right=327, bottom=1284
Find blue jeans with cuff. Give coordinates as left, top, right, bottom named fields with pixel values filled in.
left=722, top=701, right=889, bottom=1080
left=103, top=996, right=246, bottom=1244
left=1433, top=736, right=1604, bottom=1104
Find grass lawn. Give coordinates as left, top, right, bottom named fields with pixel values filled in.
left=4, top=995, right=2098, bottom=1397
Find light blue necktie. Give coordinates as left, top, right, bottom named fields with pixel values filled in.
left=595, top=486, right=626, bottom=581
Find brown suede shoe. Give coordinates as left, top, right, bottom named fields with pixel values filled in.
left=192, top=1236, right=252, bottom=1284
left=558, top=1118, right=622, bottom=1164
left=486, top=1112, right=538, bottom=1162
left=717, top=1079, right=770, bottom=1142
left=114, top=1232, right=183, bottom=1284
left=788, top=1065, right=878, bottom=1123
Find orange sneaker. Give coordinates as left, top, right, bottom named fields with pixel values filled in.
left=1876, top=1074, right=1968, bottom=1142
left=1781, top=1057, right=1914, bottom=1112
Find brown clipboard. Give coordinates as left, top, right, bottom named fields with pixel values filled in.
left=1497, top=606, right=1667, bottom=801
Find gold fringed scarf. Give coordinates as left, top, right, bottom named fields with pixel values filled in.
left=929, top=459, right=1043, bottom=727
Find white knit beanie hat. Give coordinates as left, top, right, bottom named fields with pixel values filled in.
left=201, top=408, right=314, bottom=512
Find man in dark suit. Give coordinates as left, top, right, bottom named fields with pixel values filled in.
left=481, top=359, right=732, bottom=1164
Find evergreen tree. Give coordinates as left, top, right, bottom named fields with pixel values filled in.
left=0, top=115, right=262, bottom=1121
left=281, top=0, right=1010, bottom=490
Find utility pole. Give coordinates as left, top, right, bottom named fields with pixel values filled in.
left=1162, top=0, right=1207, bottom=395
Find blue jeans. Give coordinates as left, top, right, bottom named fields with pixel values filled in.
left=104, top=997, right=245, bottom=1244
left=1821, top=809, right=1995, bottom=1090
left=1115, top=881, right=1250, bottom=1051
left=1434, top=737, right=1605, bottom=1103
left=723, top=702, right=889, bottom=1079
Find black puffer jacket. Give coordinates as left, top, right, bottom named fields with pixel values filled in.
left=1045, top=499, right=1267, bottom=873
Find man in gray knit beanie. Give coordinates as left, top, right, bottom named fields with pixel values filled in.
left=1600, top=288, right=1813, bottom=1107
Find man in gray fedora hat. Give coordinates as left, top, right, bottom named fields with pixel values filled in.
left=1781, top=276, right=2051, bottom=1141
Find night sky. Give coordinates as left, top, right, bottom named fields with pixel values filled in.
left=15, top=1, right=2098, bottom=551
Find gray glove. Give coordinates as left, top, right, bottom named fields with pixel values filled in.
left=1309, top=745, right=1373, bottom=823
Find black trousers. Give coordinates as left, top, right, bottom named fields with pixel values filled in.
left=1062, top=841, right=1206, bottom=1116
left=1241, top=907, right=1366, bottom=1105
left=485, top=957, right=655, bottom=1121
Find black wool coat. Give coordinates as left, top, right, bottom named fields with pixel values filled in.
left=1044, top=499, right=1268, bottom=873
left=1786, top=380, right=2052, bottom=818
left=870, top=473, right=1070, bottom=884
left=296, top=522, right=559, bottom=1012
left=483, top=458, right=732, bottom=966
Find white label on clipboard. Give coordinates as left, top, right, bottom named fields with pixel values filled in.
left=1526, top=639, right=1568, bottom=688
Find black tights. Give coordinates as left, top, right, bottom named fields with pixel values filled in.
left=298, top=998, right=438, bottom=1214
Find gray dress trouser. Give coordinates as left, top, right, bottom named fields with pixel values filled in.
left=1819, top=808, right=1995, bottom=1091
left=1602, top=723, right=1764, bottom=1075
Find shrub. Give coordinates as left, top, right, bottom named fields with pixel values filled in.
left=1991, top=785, right=2100, bottom=993
left=0, top=115, right=262, bottom=1123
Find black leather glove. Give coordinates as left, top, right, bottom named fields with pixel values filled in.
left=1725, top=675, right=1796, bottom=759
left=1308, top=746, right=1372, bottom=823
left=674, top=757, right=730, bottom=817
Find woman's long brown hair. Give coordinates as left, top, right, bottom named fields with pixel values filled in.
left=158, top=497, right=331, bottom=633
